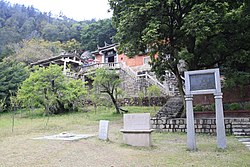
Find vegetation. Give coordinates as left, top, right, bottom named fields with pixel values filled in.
left=109, top=0, right=250, bottom=111
left=92, top=68, right=122, bottom=114
left=147, top=85, right=161, bottom=112
left=17, top=64, right=87, bottom=115
left=0, top=0, right=116, bottom=58
left=0, top=59, right=29, bottom=109
left=0, top=107, right=249, bottom=166
left=7, top=39, right=62, bottom=64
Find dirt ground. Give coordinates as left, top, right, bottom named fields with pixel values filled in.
left=0, top=120, right=249, bottom=167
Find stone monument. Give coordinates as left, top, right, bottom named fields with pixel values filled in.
left=120, top=113, right=153, bottom=147
left=184, top=68, right=226, bottom=150
left=98, top=120, right=109, bottom=140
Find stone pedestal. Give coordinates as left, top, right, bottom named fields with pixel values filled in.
left=120, top=129, right=153, bottom=147
left=120, top=113, right=153, bottom=147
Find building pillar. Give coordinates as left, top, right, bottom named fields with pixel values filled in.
left=214, top=93, right=227, bottom=149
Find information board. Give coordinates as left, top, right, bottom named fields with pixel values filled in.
left=185, top=68, right=221, bottom=95
left=189, top=73, right=216, bottom=91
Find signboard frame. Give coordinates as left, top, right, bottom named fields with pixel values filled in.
left=185, top=68, right=221, bottom=95
left=184, top=68, right=226, bottom=150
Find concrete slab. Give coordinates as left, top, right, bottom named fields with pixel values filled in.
left=33, top=132, right=95, bottom=141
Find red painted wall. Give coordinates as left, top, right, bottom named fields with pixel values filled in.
left=118, top=53, right=148, bottom=67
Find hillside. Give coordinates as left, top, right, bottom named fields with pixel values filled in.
left=0, top=0, right=116, bottom=59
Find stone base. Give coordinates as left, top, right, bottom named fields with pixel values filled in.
left=120, top=129, right=153, bottom=147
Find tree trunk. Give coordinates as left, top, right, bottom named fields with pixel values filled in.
left=108, top=92, right=120, bottom=114
left=173, top=65, right=186, bottom=117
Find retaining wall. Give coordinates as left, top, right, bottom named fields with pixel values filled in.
left=151, top=117, right=250, bottom=135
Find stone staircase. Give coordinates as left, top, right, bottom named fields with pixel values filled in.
left=232, top=119, right=250, bottom=136
left=155, top=96, right=183, bottom=118
left=119, top=62, right=175, bottom=96
left=80, top=62, right=178, bottom=97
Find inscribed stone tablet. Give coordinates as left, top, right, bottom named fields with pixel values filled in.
left=124, top=113, right=151, bottom=130
left=189, top=73, right=216, bottom=91
left=98, top=120, right=109, bottom=140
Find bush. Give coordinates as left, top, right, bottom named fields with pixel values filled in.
left=223, top=103, right=230, bottom=111
left=229, top=103, right=242, bottom=111
left=194, top=105, right=203, bottom=112
left=243, top=102, right=250, bottom=110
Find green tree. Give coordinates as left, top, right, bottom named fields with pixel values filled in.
left=60, top=38, right=82, bottom=53
left=0, top=59, right=29, bottom=109
left=17, top=64, right=87, bottom=115
left=80, top=19, right=116, bottom=51
left=147, top=85, right=161, bottom=112
left=9, top=39, right=61, bottom=64
left=92, top=68, right=121, bottom=114
left=109, top=0, right=250, bottom=110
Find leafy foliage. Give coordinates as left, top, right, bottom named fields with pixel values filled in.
left=6, top=39, right=62, bottom=64
left=109, top=0, right=250, bottom=100
left=80, top=19, right=116, bottom=51
left=147, top=85, right=161, bottom=112
left=92, top=68, right=121, bottom=113
left=0, top=59, right=29, bottom=109
left=0, top=1, right=116, bottom=57
left=17, top=64, right=87, bottom=114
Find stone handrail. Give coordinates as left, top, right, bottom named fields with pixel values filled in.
left=81, top=62, right=171, bottom=95
left=82, top=62, right=120, bottom=71
left=137, top=73, right=169, bottom=95
left=119, top=62, right=137, bottom=80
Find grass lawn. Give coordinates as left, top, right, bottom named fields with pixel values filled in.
left=0, top=106, right=249, bottom=167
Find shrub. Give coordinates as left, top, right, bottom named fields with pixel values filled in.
left=243, top=102, right=250, bottom=110
left=194, top=105, right=203, bottom=112
left=229, top=103, right=242, bottom=111
left=223, top=103, right=230, bottom=111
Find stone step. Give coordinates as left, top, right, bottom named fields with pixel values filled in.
left=232, top=125, right=250, bottom=129
left=232, top=122, right=250, bottom=125
left=234, top=132, right=250, bottom=136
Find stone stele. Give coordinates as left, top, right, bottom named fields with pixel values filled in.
left=98, top=120, right=109, bottom=140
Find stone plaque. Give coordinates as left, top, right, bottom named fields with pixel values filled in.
left=98, top=120, right=109, bottom=140
left=189, top=73, right=215, bottom=91
left=124, top=113, right=151, bottom=130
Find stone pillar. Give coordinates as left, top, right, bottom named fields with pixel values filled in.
left=214, top=93, right=226, bottom=149
left=185, top=94, right=196, bottom=150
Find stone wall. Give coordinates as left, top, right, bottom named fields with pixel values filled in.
left=151, top=117, right=250, bottom=135
left=118, top=97, right=168, bottom=106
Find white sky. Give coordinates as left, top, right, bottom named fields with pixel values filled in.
left=7, top=0, right=112, bottom=21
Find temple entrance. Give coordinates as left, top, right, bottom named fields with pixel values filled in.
left=108, top=56, right=115, bottom=63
